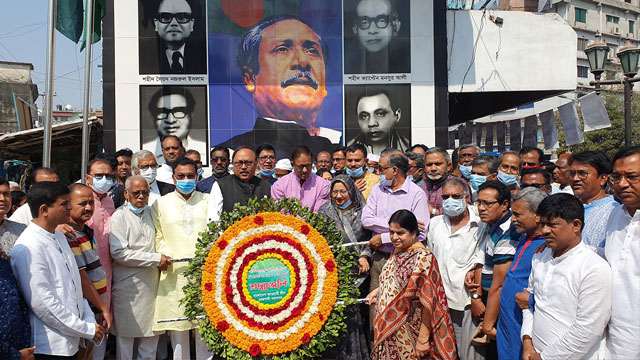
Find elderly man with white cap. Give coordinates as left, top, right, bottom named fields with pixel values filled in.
left=275, top=158, right=293, bottom=180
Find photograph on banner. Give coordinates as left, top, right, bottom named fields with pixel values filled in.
left=345, top=83, right=411, bottom=155
left=139, top=85, right=209, bottom=164
left=207, top=1, right=344, bottom=160
left=138, top=0, right=207, bottom=75
left=343, top=0, right=411, bottom=75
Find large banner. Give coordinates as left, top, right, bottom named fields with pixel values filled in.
left=112, top=0, right=438, bottom=164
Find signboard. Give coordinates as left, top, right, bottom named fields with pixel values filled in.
left=107, top=0, right=441, bottom=163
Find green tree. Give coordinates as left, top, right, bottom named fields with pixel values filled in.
left=556, top=94, right=640, bottom=158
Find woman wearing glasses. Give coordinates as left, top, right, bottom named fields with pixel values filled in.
left=318, top=175, right=371, bottom=359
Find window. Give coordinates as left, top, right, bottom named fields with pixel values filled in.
left=578, top=38, right=589, bottom=51
left=606, top=15, right=620, bottom=24
left=630, top=20, right=635, bottom=34
left=625, top=0, right=631, bottom=3
left=575, top=8, right=587, bottom=23
left=577, top=66, right=589, bottom=78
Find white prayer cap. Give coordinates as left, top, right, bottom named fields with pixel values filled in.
left=276, top=159, right=293, bottom=171
left=367, top=154, right=380, bottom=162
left=8, top=181, right=20, bottom=189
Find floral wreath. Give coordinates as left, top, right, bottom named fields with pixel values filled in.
left=182, top=197, right=358, bottom=359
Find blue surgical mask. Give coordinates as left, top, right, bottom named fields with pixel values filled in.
left=259, top=168, right=276, bottom=178
left=175, top=179, right=196, bottom=194
left=459, top=165, right=472, bottom=180
left=408, top=174, right=424, bottom=187
left=367, top=167, right=375, bottom=174
left=91, top=175, right=113, bottom=194
left=346, top=166, right=364, bottom=178
left=127, top=202, right=147, bottom=214
left=442, top=197, right=466, bottom=217
left=197, top=168, right=203, bottom=179
left=337, top=199, right=352, bottom=210
left=497, top=170, right=518, bottom=186
left=414, top=179, right=425, bottom=187
left=378, top=174, right=393, bottom=188
left=470, top=174, right=487, bottom=191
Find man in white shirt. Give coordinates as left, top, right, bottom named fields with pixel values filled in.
left=131, top=150, right=175, bottom=205
left=521, top=193, right=611, bottom=360
left=605, top=145, right=640, bottom=358
left=427, top=177, right=486, bottom=360
left=9, top=167, right=59, bottom=226
left=156, top=135, right=186, bottom=184
left=10, top=181, right=106, bottom=357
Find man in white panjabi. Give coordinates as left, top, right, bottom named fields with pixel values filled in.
left=520, top=194, right=611, bottom=360
left=110, top=176, right=172, bottom=359
left=151, top=158, right=213, bottom=359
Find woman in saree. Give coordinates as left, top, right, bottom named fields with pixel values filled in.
left=318, top=174, right=371, bottom=359
left=367, top=210, right=457, bottom=360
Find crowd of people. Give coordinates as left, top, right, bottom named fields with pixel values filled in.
left=0, top=134, right=638, bottom=360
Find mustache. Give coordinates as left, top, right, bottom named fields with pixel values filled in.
left=281, top=71, right=318, bottom=90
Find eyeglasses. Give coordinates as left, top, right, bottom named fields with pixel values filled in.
left=90, top=173, right=116, bottom=181
left=259, top=155, right=276, bottom=161
left=520, top=183, right=547, bottom=189
left=377, top=165, right=392, bottom=173
left=355, top=15, right=391, bottom=30
left=174, top=174, right=196, bottom=180
left=155, top=12, right=193, bottom=24
left=477, top=200, right=499, bottom=208
left=441, top=194, right=465, bottom=200
left=293, top=164, right=313, bottom=171
left=610, top=173, right=640, bottom=184
left=331, top=190, right=349, bottom=196
left=130, top=190, right=149, bottom=197
left=154, top=107, right=188, bottom=120
left=567, top=170, right=592, bottom=180
left=211, top=157, right=228, bottom=163
left=138, top=164, right=158, bottom=171
left=233, top=161, right=254, bottom=168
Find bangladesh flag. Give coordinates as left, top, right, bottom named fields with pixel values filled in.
left=209, top=0, right=300, bottom=36
left=80, top=0, right=106, bottom=50
left=56, top=0, right=83, bottom=43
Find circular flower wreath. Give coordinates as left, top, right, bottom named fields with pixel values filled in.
left=182, top=197, right=358, bottom=359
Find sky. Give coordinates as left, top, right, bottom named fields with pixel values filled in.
left=0, top=0, right=103, bottom=111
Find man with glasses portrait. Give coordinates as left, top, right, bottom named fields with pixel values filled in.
left=207, top=146, right=271, bottom=217
left=345, top=0, right=410, bottom=74
left=140, top=0, right=206, bottom=74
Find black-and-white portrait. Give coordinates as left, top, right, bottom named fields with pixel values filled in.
left=140, top=85, right=208, bottom=164
left=345, top=84, right=411, bottom=155
left=138, top=0, right=207, bottom=75
left=343, top=0, right=411, bottom=74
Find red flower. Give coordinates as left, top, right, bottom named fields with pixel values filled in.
left=301, top=333, right=311, bottom=344
left=325, top=259, right=336, bottom=272
left=319, top=314, right=324, bottom=321
left=216, top=321, right=229, bottom=332
left=249, top=344, right=261, bottom=356
left=225, top=286, right=233, bottom=295
left=254, top=216, right=264, bottom=225
left=217, top=240, right=228, bottom=250
left=204, top=282, right=213, bottom=291
left=300, top=225, right=310, bottom=234
left=292, top=307, right=301, bottom=317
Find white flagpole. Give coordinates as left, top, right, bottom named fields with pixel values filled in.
left=43, top=0, right=57, bottom=167
left=80, top=0, right=95, bottom=184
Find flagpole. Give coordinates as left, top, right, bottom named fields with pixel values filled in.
left=43, top=0, right=58, bottom=167
left=80, top=0, right=95, bottom=184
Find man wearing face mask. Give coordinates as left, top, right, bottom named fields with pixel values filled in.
left=470, top=155, right=499, bottom=199
left=207, top=147, right=271, bottom=219
left=345, top=143, right=379, bottom=200
left=85, top=158, right=117, bottom=313
left=131, top=150, right=176, bottom=206
left=109, top=176, right=171, bottom=359
left=361, top=150, right=428, bottom=330
left=427, top=177, right=487, bottom=360
left=151, top=157, right=211, bottom=359
left=405, top=151, right=425, bottom=187
left=256, top=144, right=278, bottom=185
left=424, top=147, right=458, bottom=217
left=453, top=144, right=481, bottom=181
left=496, top=151, right=521, bottom=192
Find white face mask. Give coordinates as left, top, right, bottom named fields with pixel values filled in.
left=139, top=167, right=157, bottom=185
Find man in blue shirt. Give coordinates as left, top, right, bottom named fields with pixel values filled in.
left=497, top=187, right=548, bottom=360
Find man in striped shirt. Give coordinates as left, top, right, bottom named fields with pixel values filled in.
left=67, top=184, right=112, bottom=360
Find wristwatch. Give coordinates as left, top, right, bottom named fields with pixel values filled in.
left=471, top=293, right=481, bottom=300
